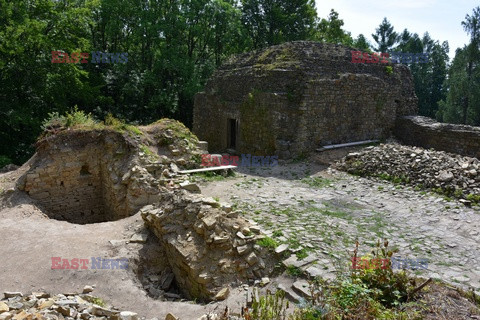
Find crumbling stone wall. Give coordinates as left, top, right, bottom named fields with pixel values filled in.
left=18, top=130, right=156, bottom=224
left=141, top=191, right=274, bottom=301
left=194, top=41, right=418, bottom=159
left=14, top=125, right=277, bottom=301
left=395, top=116, right=480, bottom=159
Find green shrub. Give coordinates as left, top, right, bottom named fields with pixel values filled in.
left=42, top=106, right=99, bottom=132
left=256, top=236, right=278, bottom=249
left=104, top=113, right=142, bottom=136
left=0, top=156, right=12, bottom=168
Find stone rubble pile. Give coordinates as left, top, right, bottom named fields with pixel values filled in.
left=0, top=290, right=139, bottom=320
left=335, top=143, right=480, bottom=202
left=141, top=190, right=275, bottom=301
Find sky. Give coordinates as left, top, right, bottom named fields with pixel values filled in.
left=315, top=0, right=477, bottom=60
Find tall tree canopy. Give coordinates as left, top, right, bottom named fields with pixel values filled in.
left=437, top=6, right=480, bottom=125
left=372, top=17, right=398, bottom=52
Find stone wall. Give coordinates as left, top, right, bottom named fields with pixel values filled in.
left=394, top=116, right=480, bottom=158
left=15, top=125, right=277, bottom=300
left=141, top=191, right=274, bottom=301
left=194, top=41, right=418, bottom=159
left=18, top=130, right=156, bottom=224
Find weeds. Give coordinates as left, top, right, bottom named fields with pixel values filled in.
left=256, top=237, right=278, bottom=250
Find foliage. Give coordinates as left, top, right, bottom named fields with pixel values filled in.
left=372, top=18, right=398, bottom=52
left=236, top=240, right=421, bottom=319
left=256, top=236, right=278, bottom=249
left=384, top=66, right=393, bottom=75
left=315, top=9, right=353, bottom=45
left=301, top=177, right=332, bottom=188
left=42, top=106, right=99, bottom=132
left=286, top=265, right=302, bottom=277
left=0, top=156, right=12, bottom=168
left=436, top=6, right=480, bottom=125
left=243, top=289, right=289, bottom=320
left=105, top=114, right=142, bottom=136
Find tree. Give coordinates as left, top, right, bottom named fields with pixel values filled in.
left=240, top=0, right=317, bottom=49
left=437, top=7, right=480, bottom=125
left=460, top=6, right=480, bottom=124
left=316, top=9, right=353, bottom=45
left=372, top=18, right=398, bottom=52
left=353, top=34, right=371, bottom=51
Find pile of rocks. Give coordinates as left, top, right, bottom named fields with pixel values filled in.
left=335, top=143, right=480, bottom=201
left=141, top=190, right=275, bottom=301
left=0, top=290, right=138, bottom=320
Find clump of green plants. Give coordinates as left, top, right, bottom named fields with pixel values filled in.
left=256, top=236, right=278, bottom=250
left=0, top=156, right=12, bottom=168
left=41, top=107, right=144, bottom=138
left=83, top=296, right=106, bottom=307
left=104, top=113, right=142, bottom=136
left=233, top=239, right=427, bottom=319
left=301, top=177, right=332, bottom=188
left=42, top=106, right=99, bottom=132
left=242, top=289, right=289, bottom=320
left=286, top=265, right=302, bottom=277
left=139, top=144, right=158, bottom=160
left=385, top=65, right=394, bottom=75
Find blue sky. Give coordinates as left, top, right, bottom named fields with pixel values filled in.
left=315, top=0, right=477, bottom=60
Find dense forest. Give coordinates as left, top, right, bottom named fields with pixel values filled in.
left=1, top=1, right=479, bottom=166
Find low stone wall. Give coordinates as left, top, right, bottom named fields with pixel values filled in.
left=394, top=116, right=480, bottom=159
left=141, top=191, right=274, bottom=301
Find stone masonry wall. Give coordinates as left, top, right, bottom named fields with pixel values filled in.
left=15, top=126, right=278, bottom=300
left=394, top=116, right=480, bottom=159
left=18, top=130, right=153, bottom=224
left=141, top=191, right=275, bottom=301
left=194, top=41, right=418, bottom=159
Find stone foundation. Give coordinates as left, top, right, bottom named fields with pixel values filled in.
left=17, top=130, right=157, bottom=224
left=394, top=116, right=480, bottom=159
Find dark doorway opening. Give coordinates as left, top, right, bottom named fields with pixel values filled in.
left=227, top=118, right=238, bottom=149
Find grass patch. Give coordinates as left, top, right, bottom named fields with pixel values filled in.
left=256, top=236, right=278, bottom=249
left=301, top=177, right=333, bottom=188
left=286, top=265, right=302, bottom=277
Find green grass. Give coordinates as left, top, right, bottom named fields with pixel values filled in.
left=256, top=236, right=278, bottom=249
left=301, top=177, right=333, bottom=188
left=286, top=265, right=302, bottom=277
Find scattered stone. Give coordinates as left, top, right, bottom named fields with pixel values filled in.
left=260, top=277, right=270, bottom=287
left=130, top=232, right=148, bottom=243
left=179, top=181, right=201, bottom=193
left=82, top=286, right=94, bottom=294
left=275, top=244, right=289, bottom=254
left=0, top=312, right=12, bottom=320
left=292, top=280, right=311, bottom=298
left=120, top=311, right=139, bottom=320
left=165, top=313, right=179, bottom=320
left=214, top=288, right=230, bottom=301
left=3, top=293, right=22, bottom=299
left=0, top=302, right=8, bottom=313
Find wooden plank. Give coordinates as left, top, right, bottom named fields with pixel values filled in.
left=178, top=165, right=238, bottom=174
left=316, top=139, right=379, bottom=152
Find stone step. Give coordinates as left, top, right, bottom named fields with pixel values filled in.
left=277, top=284, right=302, bottom=304
left=292, top=280, right=311, bottom=299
